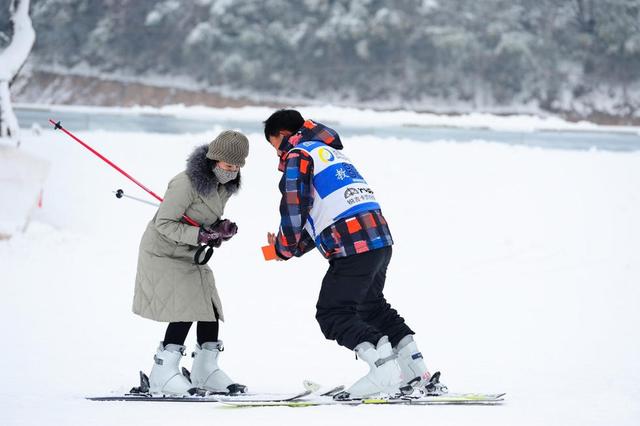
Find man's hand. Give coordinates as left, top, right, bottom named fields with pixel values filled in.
left=267, top=232, right=276, bottom=245
left=266, top=232, right=283, bottom=261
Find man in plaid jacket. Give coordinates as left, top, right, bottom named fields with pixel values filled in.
left=263, top=110, right=444, bottom=399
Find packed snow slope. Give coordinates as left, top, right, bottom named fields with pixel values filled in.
left=1, top=124, right=639, bottom=425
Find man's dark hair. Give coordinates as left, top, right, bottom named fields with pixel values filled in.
left=263, top=109, right=305, bottom=141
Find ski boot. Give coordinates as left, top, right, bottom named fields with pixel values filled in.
left=190, top=341, right=247, bottom=394
left=395, top=335, right=448, bottom=395
left=334, top=336, right=403, bottom=400
left=148, top=343, right=196, bottom=395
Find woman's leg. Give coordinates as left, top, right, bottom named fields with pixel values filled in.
left=191, top=320, right=244, bottom=392
left=196, top=321, right=219, bottom=345
left=150, top=322, right=194, bottom=394
left=163, top=322, right=193, bottom=346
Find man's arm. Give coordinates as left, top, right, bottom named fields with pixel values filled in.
left=296, top=229, right=316, bottom=255
left=274, top=150, right=315, bottom=259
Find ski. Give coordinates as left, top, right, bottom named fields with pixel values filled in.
left=220, top=372, right=505, bottom=407
left=221, top=374, right=503, bottom=407
left=87, top=371, right=502, bottom=407
left=88, top=394, right=221, bottom=402
left=87, top=385, right=313, bottom=403
left=86, top=373, right=329, bottom=403
left=87, top=389, right=314, bottom=403
left=403, top=392, right=506, bottom=405
left=219, top=392, right=506, bottom=407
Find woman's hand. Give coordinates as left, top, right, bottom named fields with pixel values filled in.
left=213, top=219, right=238, bottom=241
left=198, top=227, right=223, bottom=247
left=198, top=219, right=238, bottom=247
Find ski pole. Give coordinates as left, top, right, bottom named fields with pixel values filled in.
left=49, top=120, right=216, bottom=264
left=49, top=119, right=200, bottom=227
left=112, top=187, right=213, bottom=264
left=114, top=189, right=160, bottom=207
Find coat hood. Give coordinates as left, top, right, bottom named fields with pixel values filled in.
left=186, top=145, right=241, bottom=196
left=278, top=120, right=343, bottom=171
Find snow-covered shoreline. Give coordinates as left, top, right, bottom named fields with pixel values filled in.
left=15, top=102, right=640, bottom=135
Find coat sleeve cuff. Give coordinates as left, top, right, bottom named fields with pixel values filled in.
left=186, top=224, right=200, bottom=246
left=274, top=245, right=291, bottom=260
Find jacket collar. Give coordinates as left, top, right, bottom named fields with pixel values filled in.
left=278, top=120, right=343, bottom=171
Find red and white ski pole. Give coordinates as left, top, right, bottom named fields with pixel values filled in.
left=49, top=119, right=199, bottom=227
left=49, top=119, right=217, bottom=264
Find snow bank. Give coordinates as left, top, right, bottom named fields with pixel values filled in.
left=0, top=144, right=48, bottom=237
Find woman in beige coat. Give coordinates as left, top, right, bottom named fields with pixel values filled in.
left=133, top=130, right=249, bottom=396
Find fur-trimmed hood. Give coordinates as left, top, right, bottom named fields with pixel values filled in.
left=186, top=145, right=241, bottom=197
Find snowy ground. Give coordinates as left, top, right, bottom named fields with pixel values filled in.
left=1, top=122, right=639, bottom=425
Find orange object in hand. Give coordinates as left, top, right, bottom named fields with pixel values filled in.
left=262, top=244, right=278, bottom=261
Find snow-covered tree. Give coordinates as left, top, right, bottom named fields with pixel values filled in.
left=2, top=0, right=639, bottom=121
left=0, top=0, right=35, bottom=146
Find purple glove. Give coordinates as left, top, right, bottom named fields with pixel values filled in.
left=197, top=219, right=238, bottom=247
left=198, top=228, right=222, bottom=247
left=214, top=219, right=238, bottom=241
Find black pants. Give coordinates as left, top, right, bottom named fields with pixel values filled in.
left=163, top=321, right=219, bottom=346
left=315, top=246, right=414, bottom=350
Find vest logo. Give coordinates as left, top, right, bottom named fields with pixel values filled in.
left=344, top=187, right=375, bottom=205
left=318, top=148, right=335, bottom=163
left=344, top=188, right=360, bottom=198
left=344, top=187, right=374, bottom=198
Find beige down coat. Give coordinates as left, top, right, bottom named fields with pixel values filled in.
left=132, top=145, right=240, bottom=322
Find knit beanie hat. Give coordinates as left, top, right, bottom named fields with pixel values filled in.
left=206, top=130, right=250, bottom=167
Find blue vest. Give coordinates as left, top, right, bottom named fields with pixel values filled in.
left=291, top=141, right=380, bottom=240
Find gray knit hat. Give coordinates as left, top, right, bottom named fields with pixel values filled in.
left=206, top=130, right=250, bottom=167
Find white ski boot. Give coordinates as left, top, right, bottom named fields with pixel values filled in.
left=395, top=335, right=447, bottom=395
left=337, top=336, right=403, bottom=399
left=190, top=341, right=247, bottom=394
left=148, top=343, right=195, bottom=395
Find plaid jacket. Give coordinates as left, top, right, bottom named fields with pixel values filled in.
left=274, top=120, right=393, bottom=260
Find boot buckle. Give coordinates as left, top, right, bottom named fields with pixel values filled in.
left=374, top=353, right=398, bottom=367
